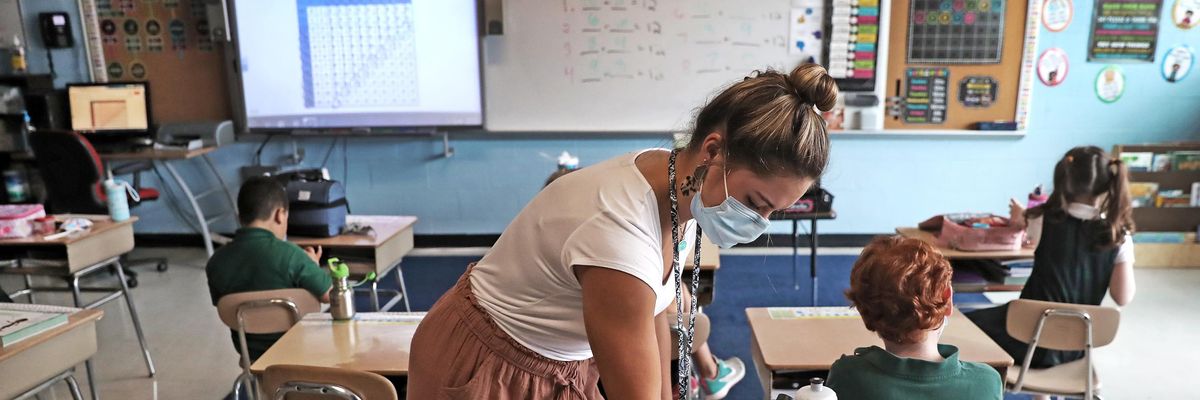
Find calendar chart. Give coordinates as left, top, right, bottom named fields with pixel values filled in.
left=907, top=0, right=1006, bottom=64
left=298, top=0, right=419, bottom=109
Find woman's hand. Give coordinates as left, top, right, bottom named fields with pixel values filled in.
left=1008, top=198, right=1026, bottom=229
left=577, top=265, right=664, bottom=400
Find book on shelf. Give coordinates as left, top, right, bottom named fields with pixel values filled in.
left=1192, top=182, right=1200, bottom=207
left=1129, top=182, right=1159, bottom=208
left=0, top=303, right=79, bottom=348
left=1156, top=190, right=1191, bottom=208
left=1173, top=151, right=1200, bottom=171
left=1152, top=153, right=1173, bottom=172
left=1120, top=152, right=1154, bottom=172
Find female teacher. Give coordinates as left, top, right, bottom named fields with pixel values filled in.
left=408, top=63, right=838, bottom=399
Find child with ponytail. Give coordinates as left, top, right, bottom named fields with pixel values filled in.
left=968, top=146, right=1137, bottom=370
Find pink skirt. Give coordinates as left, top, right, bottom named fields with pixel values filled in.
left=407, top=264, right=603, bottom=399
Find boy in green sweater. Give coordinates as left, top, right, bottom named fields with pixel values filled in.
left=827, top=236, right=1002, bottom=400
left=206, top=177, right=332, bottom=361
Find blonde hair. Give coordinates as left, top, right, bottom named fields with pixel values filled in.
left=685, top=63, right=837, bottom=178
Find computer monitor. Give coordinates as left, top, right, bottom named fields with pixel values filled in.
left=66, top=82, right=151, bottom=134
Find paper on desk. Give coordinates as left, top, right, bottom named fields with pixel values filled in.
left=767, top=307, right=859, bottom=320
left=302, top=312, right=425, bottom=325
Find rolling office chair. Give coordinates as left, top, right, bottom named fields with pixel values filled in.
left=29, top=130, right=167, bottom=287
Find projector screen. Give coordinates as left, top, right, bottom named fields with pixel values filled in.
left=231, top=0, right=481, bottom=129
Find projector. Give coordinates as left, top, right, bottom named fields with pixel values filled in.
left=156, top=120, right=234, bottom=148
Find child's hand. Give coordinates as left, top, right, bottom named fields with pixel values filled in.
left=1008, top=198, right=1026, bottom=228
left=304, top=245, right=323, bottom=263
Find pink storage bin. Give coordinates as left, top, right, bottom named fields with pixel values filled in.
left=918, top=213, right=1026, bottom=252
left=0, top=204, right=46, bottom=239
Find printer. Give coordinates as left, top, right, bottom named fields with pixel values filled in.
left=155, top=120, right=235, bottom=148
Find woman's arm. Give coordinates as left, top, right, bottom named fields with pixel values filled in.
left=655, top=308, right=672, bottom=400
left=577, top=265, right=663, bottom=399
left=1109, top=261, right=1136, bottom=306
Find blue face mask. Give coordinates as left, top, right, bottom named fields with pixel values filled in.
left=690, top=166, right=770, bottom=248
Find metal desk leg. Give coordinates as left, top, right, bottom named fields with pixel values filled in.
left=23, top=275, right=34, bottom=303
left=810, top=219, right=818, bottom=307
left=792, top=220, right=799, bottom=291
left=200, top=154, right=237, bottom=208
left=67, top=275, right=99, bottom=400
left=114, top=261, right=156, bottom=377
left=65, top=374, right=84, bottom=400
left=369, top=280, right=381, bottom=311
left=395, top=263, right=411, bottom=312
left=161, top=161, right=215, bottom=256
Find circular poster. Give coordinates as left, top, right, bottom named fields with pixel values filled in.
left=1095, top=65, right=1125, bottom=104
left=1038, top=48, right=1070, bottom=86
left=1042, top=0, right=1073, bottom=32
left=1162, top=45, right=1195, bottom=83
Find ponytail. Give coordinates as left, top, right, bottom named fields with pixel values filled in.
left=1104, top=158, right=1135, bottom=247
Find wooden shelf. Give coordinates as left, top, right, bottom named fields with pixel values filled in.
left=831, top=129, right=1026, bottom=138
left=1130, top=170, right=1200, bottom=192
left=1116, top=142, right=1200, bottom=233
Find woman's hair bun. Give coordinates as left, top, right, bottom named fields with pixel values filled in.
left=786, top=63, right=838, bottom=112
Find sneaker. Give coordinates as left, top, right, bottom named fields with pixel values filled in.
left=702, top=356, right=746, bottom=399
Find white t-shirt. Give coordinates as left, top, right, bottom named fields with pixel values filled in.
left=470, top=149, right=695, bottom=361
left=1026, top=202, right=1135, bottom=265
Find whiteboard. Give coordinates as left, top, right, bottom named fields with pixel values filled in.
left=483, top=0, right=820, bottom=132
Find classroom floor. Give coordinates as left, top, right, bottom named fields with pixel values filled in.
left=4, top=248, right=1197, bottom=400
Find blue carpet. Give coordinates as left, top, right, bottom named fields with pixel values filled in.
left=372, top=254, right=1030, bottom=400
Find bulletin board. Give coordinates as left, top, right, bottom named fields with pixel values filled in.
left=883, top=0, right=1034, bottom=130
left=83, top=0, right=230, bottom=123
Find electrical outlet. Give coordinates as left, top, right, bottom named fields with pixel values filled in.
left=240, top=165, right=279, bottom=181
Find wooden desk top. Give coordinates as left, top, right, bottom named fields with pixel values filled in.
left=746, top=307, right=1012, bottom=371
left=0, top=215, right=136, bottom=247
left=251, top=312, right=424, bottom=376
left=99, top=146, right=217, bottom=161
left=770, top=210, right=837, bottom=221
left=289, top=216, right=418, bottom=248
left=0, top=309, right=103, bottom=363
left=896, top=227, right=1034, bottom=260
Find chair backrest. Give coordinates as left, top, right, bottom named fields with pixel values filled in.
left=28, top=130, right=107, bottom=214
left=666, top=312, right=711, bottom=360
left=216, top=289, right=321, bottom=335
left=262, top=364, right=398, bottom=400
left=1006, top=299, right=1121, bottom=351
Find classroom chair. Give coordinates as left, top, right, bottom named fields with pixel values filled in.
left=217, top=289, right=321, bottom=400
left=261, top=364, right=398, bottom=400
left=667, top=311, right=712, bottom=400
left=29, top=129, right=168, bottom=288
left=1005, top=299, right=1121, bottom=400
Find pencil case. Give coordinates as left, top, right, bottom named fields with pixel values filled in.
left=0, top=204, right=46, bottom=239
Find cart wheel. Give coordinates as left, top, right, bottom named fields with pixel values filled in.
left=127, top=278, right=139, bottom=288
left=156, top=263, right=168, bottom=272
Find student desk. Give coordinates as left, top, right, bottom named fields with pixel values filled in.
left=0, top=309, right=103, bottom=400
left=683, top=235, right=720, bottom=306
left=0, top=216, right=156, bottom=400
left=746, top=307, right=1013, bottom=400
left=251, top=312, right=425, bottom=377
left=769, top=210, right=837, bottom=306
left=290, top=216, right=418, bottom=312
left=896, top=227, right=1035, bottom=292
left=101, top=146, right=236, bottom=257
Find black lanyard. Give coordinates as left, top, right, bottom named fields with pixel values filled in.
left=668, top=149, right=704, bottom=399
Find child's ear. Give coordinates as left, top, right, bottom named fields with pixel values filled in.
left=944, top=287, right=954, bottom=317
left=274, top=207, right=288, bottom=225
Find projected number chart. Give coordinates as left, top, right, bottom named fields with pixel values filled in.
left=907, top=0, right=1006, bottom=64
left=298, top=0, right=419, bottom=109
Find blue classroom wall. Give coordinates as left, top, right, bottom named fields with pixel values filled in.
left=19, top=1, right=1200, bottom=236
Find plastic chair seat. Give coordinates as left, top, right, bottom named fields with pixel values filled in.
left=1005, top=359, right=1101, bottom=396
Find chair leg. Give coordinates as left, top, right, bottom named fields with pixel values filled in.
left=113, top=262, right=156, bottom=377
left=23, top=275, right=35, bottom=303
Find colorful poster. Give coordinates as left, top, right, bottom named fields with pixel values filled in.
left=1162, top=45, right=1194, bottom=82
left=1038, top=48, right=1070, bottom=86
left=789, top=1, right=824, bottom=59
left=827, top=0, right=881, bottom=91
left=959, top=76, right=998, bottom=107
left=1042, top=0, right=1073, bottom=31
left=1173, top=0, right=1200, bottom=29
left=1088, top=0, right=1163, bottom=62
left=904, top=68, right=949, bottom=124
left=908, top=0, right=1006, bottom=64
left=1095, top=65, right=1126, bottom=103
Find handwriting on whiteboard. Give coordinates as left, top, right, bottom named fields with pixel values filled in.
left=559, top=0, right=791, bottom=84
